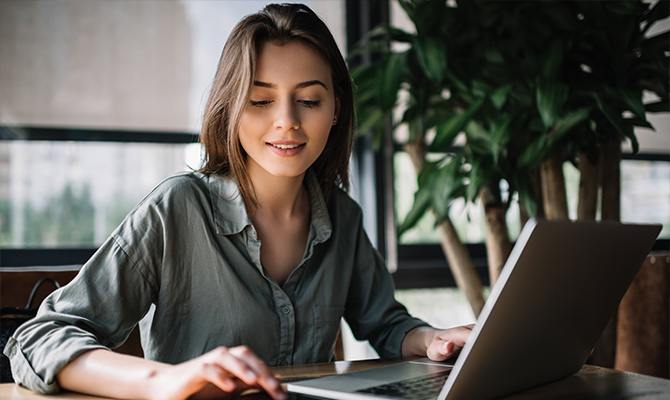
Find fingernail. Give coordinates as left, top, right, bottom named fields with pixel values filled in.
left=223, top=377, right=236, bottom=390
left=246, top=370, right=258, bottom=380
left=442, top=342, right=450, bottom=353
left=266, top=376, right=280, bottom=388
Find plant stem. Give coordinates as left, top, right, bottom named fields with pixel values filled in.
left=479, top=187, right=512, bottom=286
left=436, top=218, right=485, bottom=317
left=405, top=140, right=484, bottom=316
left=578, top=149, right=600, bottom=220
left=540, top=154, right=569, bottom=220
left=600, top=138, right=621, bottom=221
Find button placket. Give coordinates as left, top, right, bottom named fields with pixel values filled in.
left=272, top=287, right=296, bottom=367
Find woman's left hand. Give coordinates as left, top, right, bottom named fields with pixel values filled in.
left=425, top=324, right=474, bottom=361
left=402, top=324, right=474, bottom=361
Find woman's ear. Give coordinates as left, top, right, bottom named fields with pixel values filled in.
left=333, top=97, right=341, bottom=125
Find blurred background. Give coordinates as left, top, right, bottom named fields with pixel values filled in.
left=1, top=0, right=668, bottom=363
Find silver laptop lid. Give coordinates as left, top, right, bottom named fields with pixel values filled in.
left=441, top=219, right=661, bottom=400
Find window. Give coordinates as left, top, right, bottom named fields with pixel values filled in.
left=0, top=139, right=200, bottom=248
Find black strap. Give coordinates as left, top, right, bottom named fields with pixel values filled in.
left=25, top=278, right=61, bottom=309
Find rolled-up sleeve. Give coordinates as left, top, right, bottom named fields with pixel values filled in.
left=4, top=227, right=157, bottom=393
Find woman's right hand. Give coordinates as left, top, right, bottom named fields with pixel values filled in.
left=147, top=346, right=286, bottom=400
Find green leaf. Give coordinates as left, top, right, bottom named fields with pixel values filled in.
left=472, top=80, right=492, bottom=98
left=540, top=39, right=566, bottom=79
left=490, top=114, right=513, bottom=164
left=444, top=69, right=469, bottom=93
left=642, top=30, right=670, bottom=53
left=431, top=118, right=461, bottom=149
left=645, top=100, right=670, bottom=113
left=642, top=1, right=670, bottom=35
left=490, top=84, right=513, bottom=110
left=464, top=120, right=492, bottom=156
left=430, top=158, right=466, bottom=222
left=626, top=116, right=654, bottom=130
left=430, top=98, right=485, bottom=150
left=377, top=52, right=407, bottom=110
left=536, top=79, right=568, bottom=130
left=358, top=24, right=415, bottom=44
left=397, top=0, right=418, bottom=25
left=357, top=107, right=384, bottom=135
left=513, top=175, right=538, bottom=218
left=517, top=134, right=547, bottom=169
left=548, top=107, right=591, bottom=148
left=467, top=158, right=485, bottom=202
left=412, top=36, right=448, bottom=83
left=398, top=184, right=432, bottom=235
left=617, top=89, right=646, bottom=121
left=594, top=94, right=639, bottom=153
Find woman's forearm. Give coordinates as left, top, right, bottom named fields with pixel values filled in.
left=402, top=326, right=434, bottom=357
left=55, top=346, right=286, bottom=400
left=56, top=349, right=168, bottom=400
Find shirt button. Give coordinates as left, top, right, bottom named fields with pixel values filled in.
left=282, top=306, right=291, bottom=315
left=280, top=360, right=289, bottom=366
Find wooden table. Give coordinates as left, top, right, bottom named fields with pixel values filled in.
left=1, top=359, right=669, bottom=399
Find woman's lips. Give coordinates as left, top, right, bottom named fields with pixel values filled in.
left=267, top=142, right=305, bottom=156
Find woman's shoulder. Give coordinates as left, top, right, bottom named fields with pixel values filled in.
left=128, top=172, right=215, bottom=215
left=328, top=186, right=364, bottom=224
left=146, top=171, right=211, bottom=198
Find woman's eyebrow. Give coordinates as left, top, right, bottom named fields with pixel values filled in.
left=253, top=80, right=329, bottom=90
left=296, top=80, right=328, bottom=90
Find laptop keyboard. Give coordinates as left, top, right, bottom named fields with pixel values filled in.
left=356, top=370, right=451, bottom=400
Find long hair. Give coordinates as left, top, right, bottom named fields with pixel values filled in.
left=198, top=3, right=355, bottom=207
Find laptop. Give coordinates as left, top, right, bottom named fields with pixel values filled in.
left=287, top=219, right=662, bottom=400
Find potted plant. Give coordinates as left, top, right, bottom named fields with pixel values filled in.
left=352, top=0, right=668, bottom=316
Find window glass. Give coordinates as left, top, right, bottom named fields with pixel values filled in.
left=0, top=0, right=345, bottom=249
left=394, top=152, right=523, bottom=245
left=395, top=151, right=670, bottom=245
left=621, top=159, right=670, bottom=238
left=0, top=141, right=201, bottom=247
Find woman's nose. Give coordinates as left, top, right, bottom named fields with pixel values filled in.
left=273, top=102, right=300, bottom=131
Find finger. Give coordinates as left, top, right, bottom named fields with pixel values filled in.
left=207, top=347, right=261, bottom=386
left=198, top=363, right=239, bottom=393
left=226, top=346, right=279, bottom=386
left=213, top=347, right=285, bottom=400
left=440, top=341, right=455, bottom=355
left=436, top=327, right=472, bottom=348
left=426, top=339, right=450, bottom=361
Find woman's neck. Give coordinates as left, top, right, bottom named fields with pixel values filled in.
left=245, top=165, right=312, bottom=286
left=247, top=167, right=309, bottom=222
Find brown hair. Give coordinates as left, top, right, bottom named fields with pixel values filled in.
left=198, top=3, right=355, bottom=207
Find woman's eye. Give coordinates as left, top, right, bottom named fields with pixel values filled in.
left=300, top=100, right=321, bottom=108
left=250, top=100, right=272, bottom=107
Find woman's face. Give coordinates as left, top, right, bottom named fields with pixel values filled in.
left=239, top=40, right=339, bottom=181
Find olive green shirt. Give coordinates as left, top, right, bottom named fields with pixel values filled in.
left=5, top=172, right=428, bottom=394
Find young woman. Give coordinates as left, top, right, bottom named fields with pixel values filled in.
left=5, top=4, right=472, bottom=400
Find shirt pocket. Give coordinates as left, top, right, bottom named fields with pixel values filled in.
left=312, top=306, right=345, bottom=362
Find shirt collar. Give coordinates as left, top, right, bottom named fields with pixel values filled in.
left=207, top=173, right=251, bottom=236
left=207, top=171, right=332, bottom=242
